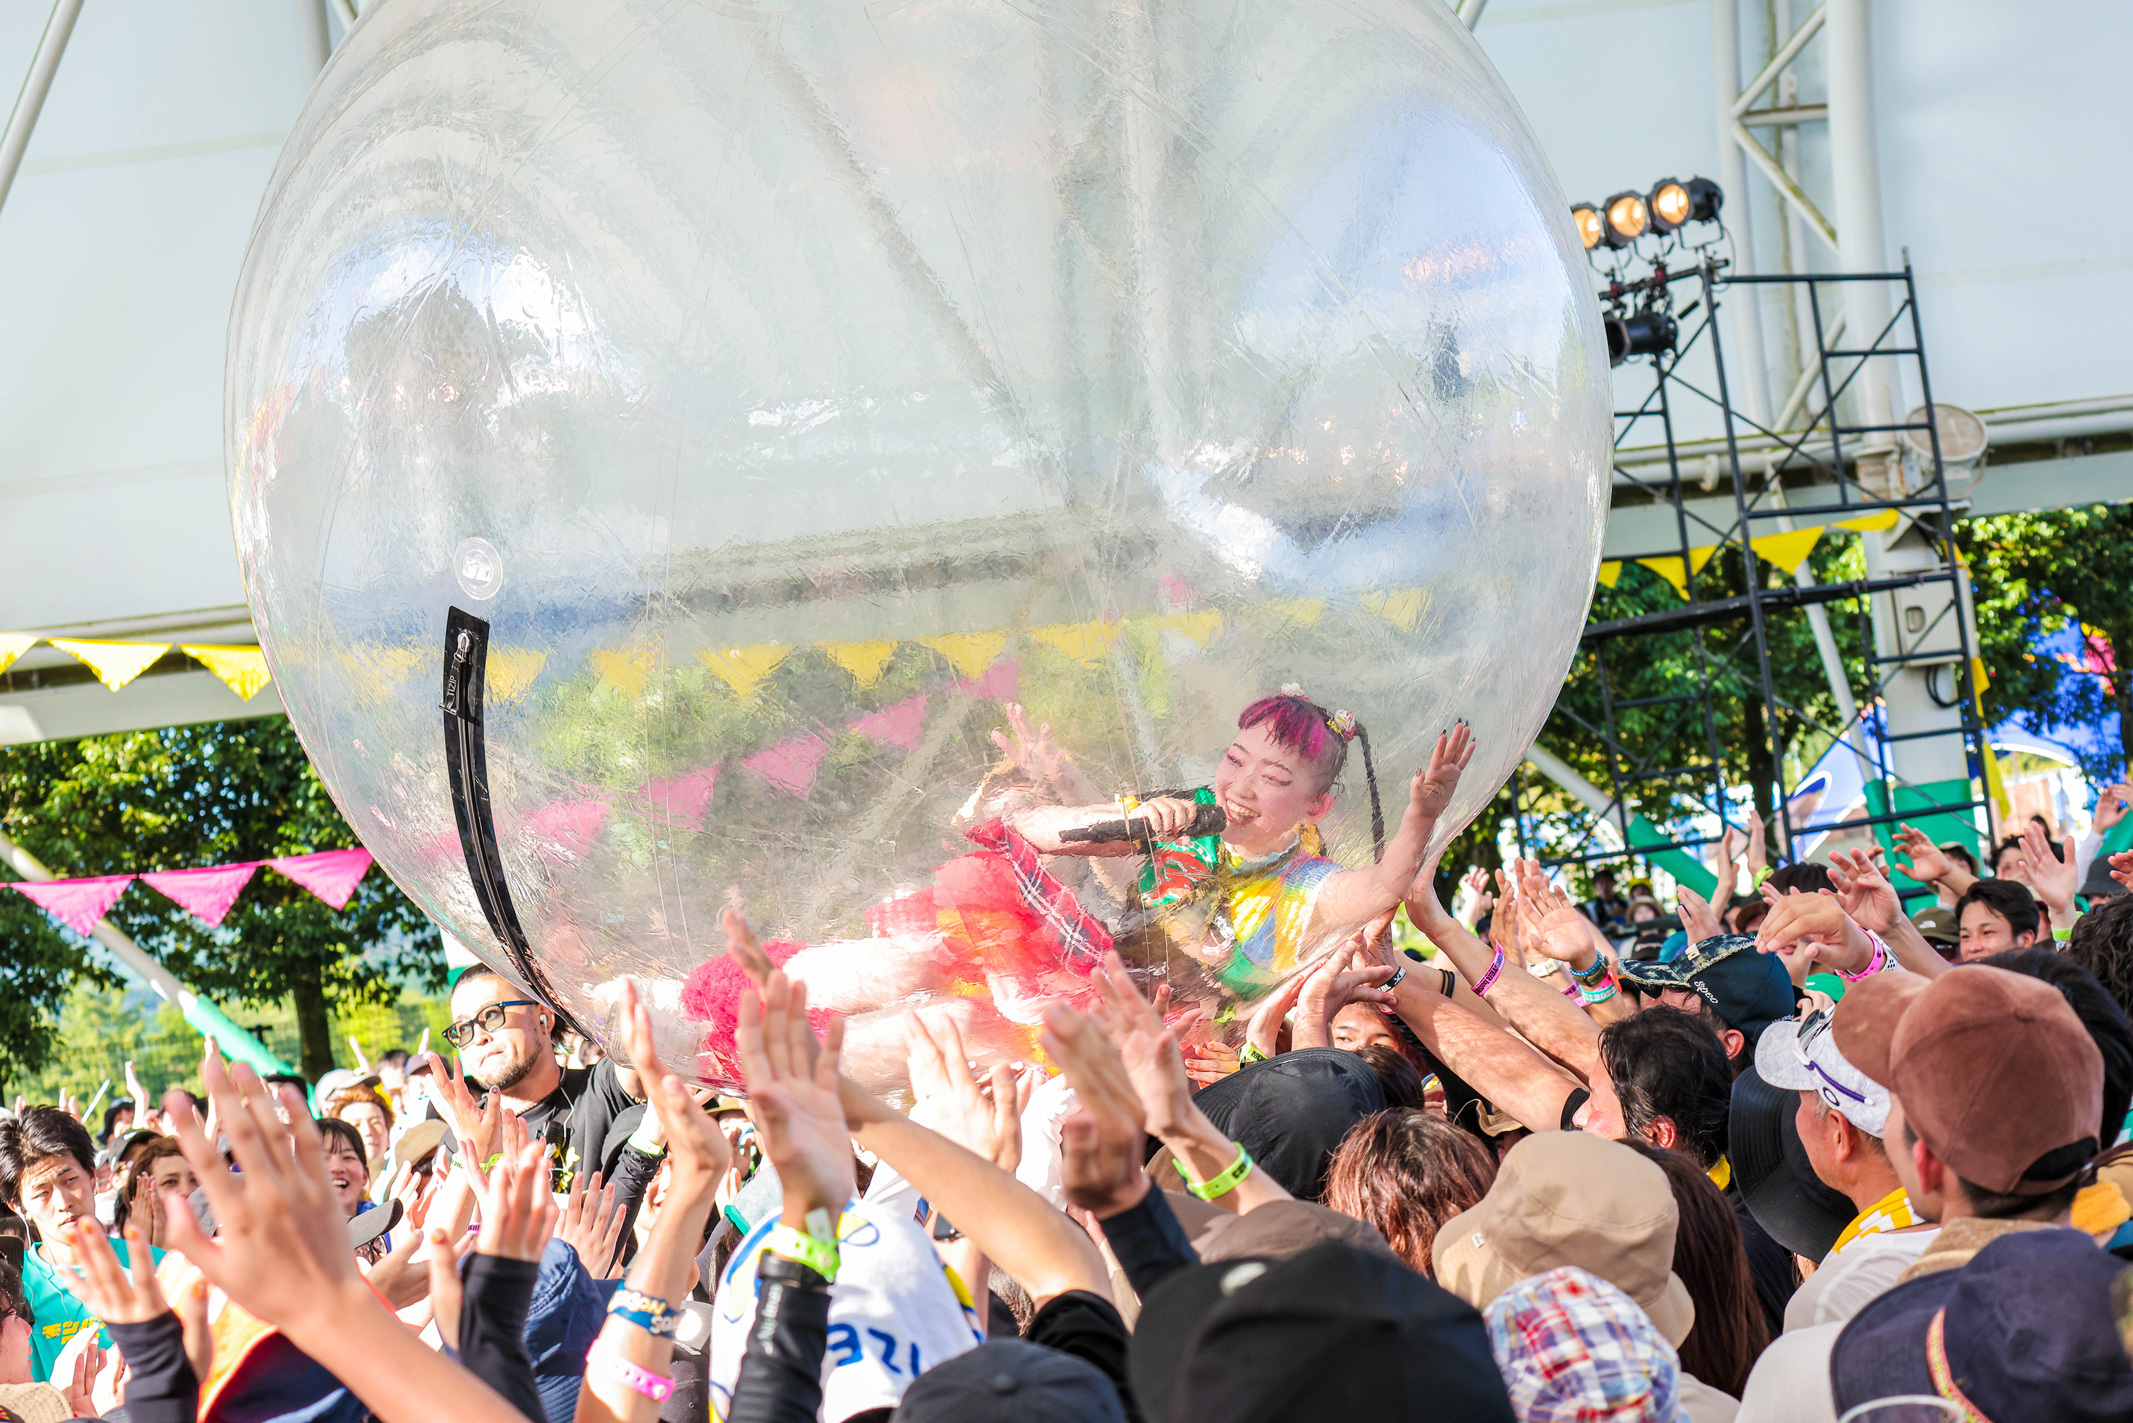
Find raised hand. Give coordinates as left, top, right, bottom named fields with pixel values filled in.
left=1405, top=723, right=1476, bottom=828
left=159, top=1043, right=364, bottom=1338
left=2112, top=850, right=2133, bottom=895
left=55, top=1221, right=170, bottom=1325
left=1181, top=1038, right=1240, bottom=1087
left=906, top=1015, right=1025, bottom=1172
left=720, top=891, right=777, bottom=989
left=618, top=978, right=732, bottom=1201
left=1038, top=1006, right=1148, bottom=1218
left=1242, top=968, right=1308, bottom=1062
left=1744, top=804, right=1769, bottom=878
left=991, top=702, right=1077, bottom=787
left=468, top=1113, right=557, bottom=1263
left=424, top=1049, right=501, bottom=1166
left=1087, top=951, right=1198, bottom=1141
left=1673, top=883, right=1724, bottom=946
left=1754, top=888, right=1874, bottom=974
left=554, top=1170, right=626, bottom=1278
left=1891, top=823, right=1959, bottom=886
left=1827, top=847, right=1903, bottom=936
left=1715, top=824, right=1741, bottom=900
left=423, top=1225, right=478, bottom=1351
left=1292, top=944, right=1396, bottom=1050
left=1515, top=861, right=1604, bottom=964
left=1456, top=865, right=1493, bottom=928
left=735, top=972, right=852, bottom=1216
left=2098, top=785, right=2133, bottom=833
left=2020, top=821, right=2078, bottom=922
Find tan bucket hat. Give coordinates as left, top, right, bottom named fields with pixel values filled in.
left=1431, top=1130, right=1696, bottom=1347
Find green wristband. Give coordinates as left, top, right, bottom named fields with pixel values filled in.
left=764, top=1218, right=841, bottom=1282
left=1176, top=1142, right=1254, bottom=1201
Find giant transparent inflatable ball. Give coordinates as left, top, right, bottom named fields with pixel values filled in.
left=229, top=0, right=1609, bottom=1091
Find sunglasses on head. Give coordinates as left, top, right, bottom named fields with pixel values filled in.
left=443, top=999, right=540, bottom=1047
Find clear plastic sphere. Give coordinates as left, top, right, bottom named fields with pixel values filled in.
left=228, top=0, right=1609, bottom=1088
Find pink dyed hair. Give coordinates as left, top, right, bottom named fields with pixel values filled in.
left=1236, top=691, right=1384, bottom=853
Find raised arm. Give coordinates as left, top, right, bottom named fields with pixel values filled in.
left=2019, top=822, right=2081, bottom=935
left=161, top=1048, right=527, bottom=1423
left=1826, top=848, right=1950, bottom=979
left=1381, top=973, right=1582, bottom=1133
left=1312, top=725, right=1475, bottom=929
left=1406, top=862, right=1603, bottom=1081
left=1515, top=865, right=1634, bottom=1034
left=1892, top=823, right=1977, bottom=900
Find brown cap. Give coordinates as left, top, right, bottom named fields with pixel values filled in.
left=1833, top=966, right=2103, bottom=1195
left=1430, top=1131, right=1695, bottom=1346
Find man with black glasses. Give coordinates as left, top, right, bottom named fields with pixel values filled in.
left=435, top=967, right=647, bottom=1190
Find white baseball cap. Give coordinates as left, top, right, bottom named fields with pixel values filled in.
left=1755, top=1004, right=1890, bottom=1137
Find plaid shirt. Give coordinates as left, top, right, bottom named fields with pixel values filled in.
left=1486, top=1268, right=1686, bottom=1422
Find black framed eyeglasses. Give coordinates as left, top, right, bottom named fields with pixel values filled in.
left=443, top=1000, right=539, bottom=1047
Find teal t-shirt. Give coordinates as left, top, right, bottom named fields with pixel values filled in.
left=21, top=1236, right=164, bottom=1381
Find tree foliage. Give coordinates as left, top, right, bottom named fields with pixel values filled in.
left=0, top=718, right=442, bottom=1084
left=1960, top=503, right=2133, bottom=784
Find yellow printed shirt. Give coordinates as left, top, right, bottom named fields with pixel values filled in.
left=22, top=1236, right=165, bottom=1381
left=1829, top=1185, right=1920, bottom=1256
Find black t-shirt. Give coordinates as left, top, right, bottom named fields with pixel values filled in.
left=442, top=1056, right=640, bottom=1191
left=1027, top=1290, right=1141, bottom=1423
left=1726, top=1184, right=1797, bottom=1337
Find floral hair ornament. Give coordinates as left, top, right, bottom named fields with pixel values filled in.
left=1275, top=682, right=1359, bottom=742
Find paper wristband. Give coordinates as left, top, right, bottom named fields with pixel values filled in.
left=1176, top=1142, right=1254, bottom=1201
left=595, top=1350, right=673, bottom=1403
left=1472, top=949, right=1508, bottom=996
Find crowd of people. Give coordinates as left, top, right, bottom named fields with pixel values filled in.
left=4, top=693, right=2133, bottom=1423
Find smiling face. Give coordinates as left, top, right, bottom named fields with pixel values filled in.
left=339, top=1102, right=392, bottom=1162
left=1213, top=722, right=1336, bottom=857
left=322, top=1134, right=369, bottom=1216
left=1958, top=901, right=2030, bottom=961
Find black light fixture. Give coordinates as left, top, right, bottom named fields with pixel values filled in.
left=1600, top=190, right=1649, bottom=248
left=1647, top=176, right=1723, bottom=233
left=1570, top=201, right=1605, bottom=251
left=1605, top=309, right=1677, bottom=367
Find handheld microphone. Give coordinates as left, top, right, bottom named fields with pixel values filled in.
left=1059, top=803, right=1228, bottom=844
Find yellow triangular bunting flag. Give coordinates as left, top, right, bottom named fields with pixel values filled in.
left=1635, top=558, right=1689, bottom=597
left=1836, top=509, right=1900, bottom=533
left=824, top=639, right=900, bottom=688
left=1748, top=526, right=1824, bottom=576
left=1149, top=611, right=1224, bottom=647
left=485, top=647, right=548, bottom=704
left=0, top=632, right=34, bottom=674
left=1689, top=543, right=1721, bottom=576
left=50, top=639, right=170, bottom=691
left=181, top=645, right=273, bottom=701
left=590, top=647, right=658, bottom=698
left=1269, top=598, right=1327, bottom=626
left=1360, top=589, right=1429, bottom=633
left=1033, top=621, right=1120, bottom=665
left=698, top=643, right=790, bottom=697
left=1596, top=562, right=1621, bottom=589
left=918, top=632, right=1009, bottom=678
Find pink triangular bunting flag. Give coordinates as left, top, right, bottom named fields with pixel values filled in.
left=10, top=875, right=134, bottom=935
left=639, top=764, right=721, bottom=830
left=850, top=695, right=929, bottom=752
left=267, top=848, right=373, bottom=910
left=951, top=658, right=1019, bottom=703
left=743, top=733, right=828, bottom=798
left=140, top=863, right=261, bottom=929
left=526, top=798, right=611, bottom=858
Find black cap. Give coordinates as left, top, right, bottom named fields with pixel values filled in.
left=890, top=1339, right=1127, bottom=1423
left=1831, top=1228, right=2133, bottom=1419
left=1191, top=1049, right=1385, bottom=1200
left=1728, top=1063, right=1855, bottom=1262
left=1618, top=934, right=1796, bottom=1047
left=1128, top=1243, right=1512, bottom=1423
left=2081, top=855, right=2129, bottom=904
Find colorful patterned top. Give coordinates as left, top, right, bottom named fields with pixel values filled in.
left=1134, top=787, right=1341, bottom=997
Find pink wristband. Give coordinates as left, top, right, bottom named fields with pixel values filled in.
left=1838, top=932, right=1890, bottom=983
left=595, top=1350, right=674, bottom=1403
left=1472, top=949, right=1507, bottom=996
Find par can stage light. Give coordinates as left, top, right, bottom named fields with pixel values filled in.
left=1601, top=191, right=1649, bottom=247
left=1605, top=309, right=1678, bottom=367
left=1571, top=202, right=1604, bottom=250
left=1648, top=177, right=1722, bottom=233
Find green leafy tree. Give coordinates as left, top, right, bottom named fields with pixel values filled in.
left=0, top=718, right=442, bottom=1083
left=1961, top=504, right=2133, bottom=784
